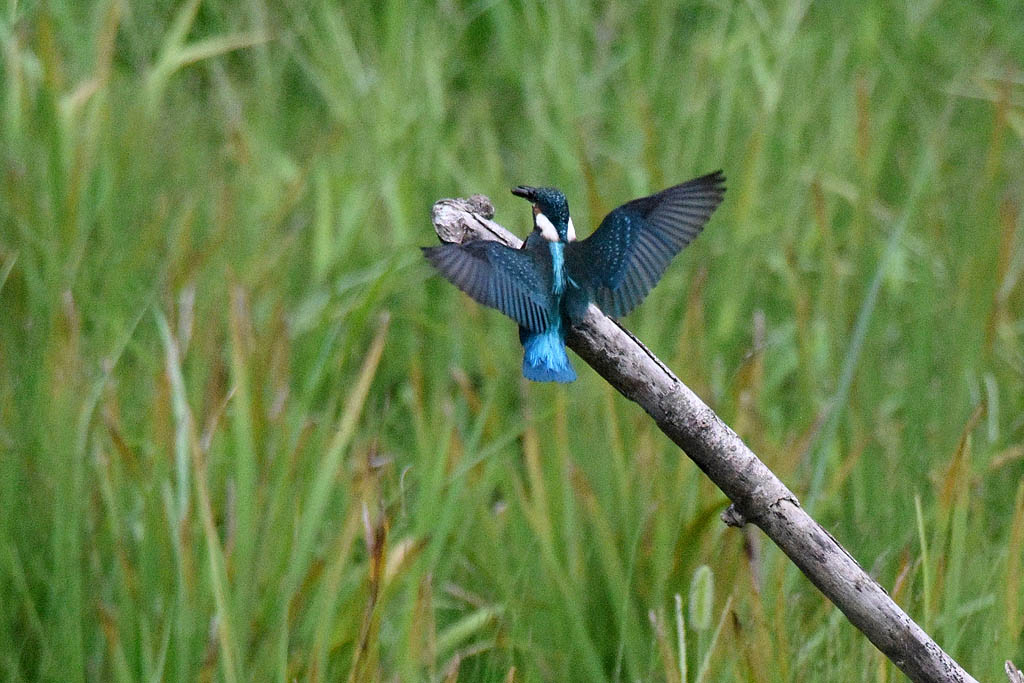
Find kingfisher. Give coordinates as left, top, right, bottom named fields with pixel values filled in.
left=423, top=171, right=725, bottom=382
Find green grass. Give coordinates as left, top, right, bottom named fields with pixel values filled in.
left=2, top=0, right=1023, bottom=680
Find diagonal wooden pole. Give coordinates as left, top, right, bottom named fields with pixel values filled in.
left=430, top=195, right=980, bottom=683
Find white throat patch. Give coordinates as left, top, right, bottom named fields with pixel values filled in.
left=567, top=217, right=577, bottom=242
left=535, top=211, right=559, bottom=242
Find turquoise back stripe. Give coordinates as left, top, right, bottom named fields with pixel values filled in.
left=549, top=241, right=565, bottom=295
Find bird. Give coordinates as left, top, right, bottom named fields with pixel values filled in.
left=422, top=170, right=726, bottom=383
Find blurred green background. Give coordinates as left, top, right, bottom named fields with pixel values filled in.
left=1, top=0, right=1023, bottom=681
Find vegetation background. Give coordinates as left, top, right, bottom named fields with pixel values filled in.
left=2, top=0, right=1023, bottom=680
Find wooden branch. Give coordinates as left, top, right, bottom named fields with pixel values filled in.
left=430, top=196, right=980, bottom=683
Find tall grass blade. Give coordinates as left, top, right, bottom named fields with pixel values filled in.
left=156, top=311, right=241, bottom=683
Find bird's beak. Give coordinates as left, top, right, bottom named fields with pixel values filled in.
left=511, top=186, right=536, bottom=200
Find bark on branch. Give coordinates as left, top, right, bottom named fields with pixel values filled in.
left=430, top=195, right=980, bottom=683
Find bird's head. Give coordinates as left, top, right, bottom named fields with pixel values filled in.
left=511, top=186, right=576, bottom=242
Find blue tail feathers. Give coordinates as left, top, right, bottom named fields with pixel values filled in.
left=521, top=325, right=576, bottom=383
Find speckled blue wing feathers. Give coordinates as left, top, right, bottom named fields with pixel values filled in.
left=422, top=241, right=554, bottom=332
left=565, top=170, right=725, bottom=317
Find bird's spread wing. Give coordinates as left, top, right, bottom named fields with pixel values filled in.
left=422, top=241, right=554, bottom=332
left=565, top=170, right=725, bottom=317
